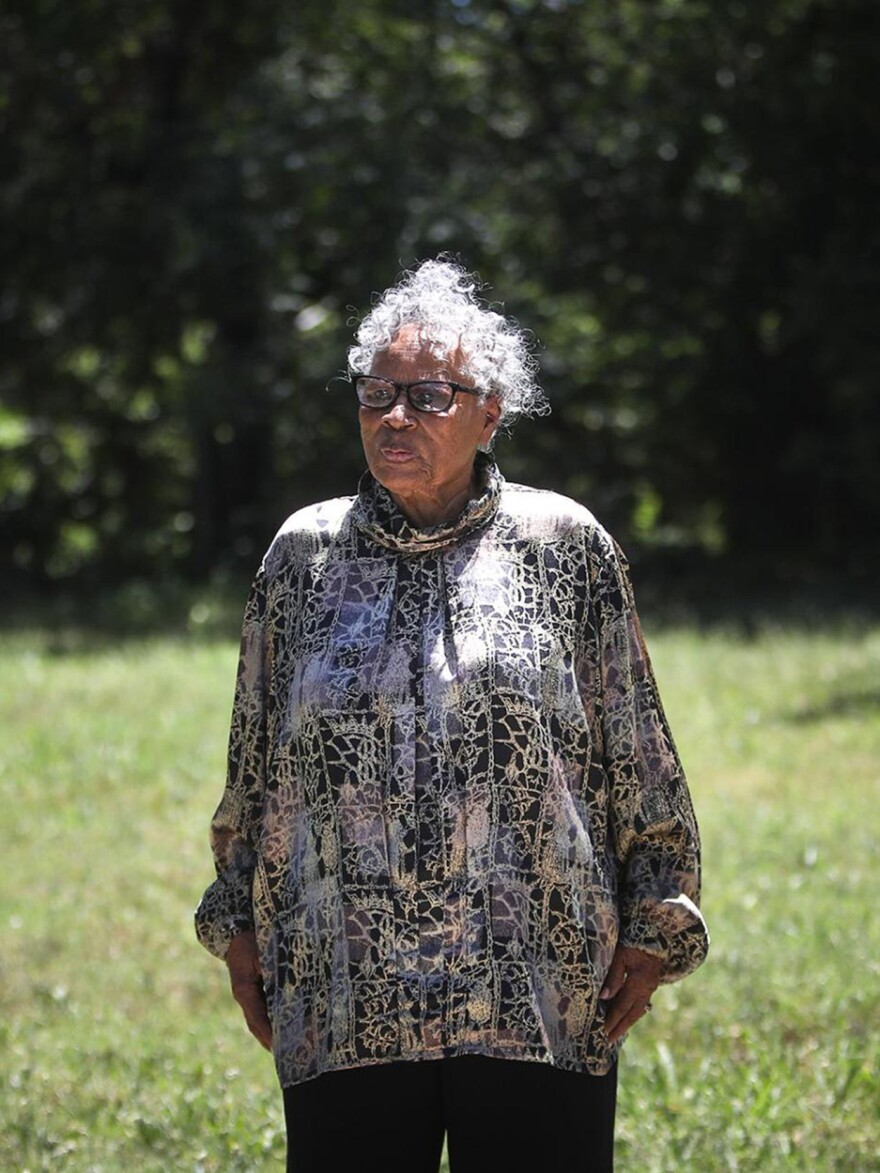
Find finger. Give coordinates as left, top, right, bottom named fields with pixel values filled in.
left=603, top=993, right=632, bottom=1040
left=244, top=1000, right=274, bottom=1052
left=599, top=947, right=627, bottom=1000
left=233, top=981, right=274, bottom=1051
left=605, top=1001, right=651, bottom=1044
left=604, top=989, right=654, bottom=1043
left=603, top=972, right=656, bottom=1041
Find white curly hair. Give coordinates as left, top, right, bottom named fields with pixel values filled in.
left=347, top=258, right=548, bottom=432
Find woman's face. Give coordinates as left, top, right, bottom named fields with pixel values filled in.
left=358, top=325, right=500, bottom=523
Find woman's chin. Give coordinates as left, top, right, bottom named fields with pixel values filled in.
left=369, top=458, right=423, bottom=493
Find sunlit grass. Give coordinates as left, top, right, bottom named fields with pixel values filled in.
left=618, top=627, right=880, bottom=1170
left=1, top=624, right=878, bottom=1170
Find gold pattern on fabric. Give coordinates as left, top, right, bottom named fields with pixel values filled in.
left=195, top=464, right=709, bottom=1088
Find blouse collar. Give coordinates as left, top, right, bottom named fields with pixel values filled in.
left=352, top=452, right=503, bottom=554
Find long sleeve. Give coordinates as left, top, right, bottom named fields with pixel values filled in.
left=591, top=531, right=709, bottom=982
left=194, top=569, right=270, bottom=960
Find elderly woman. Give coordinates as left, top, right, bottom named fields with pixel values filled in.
left=195, top=259, right=709, bottom=1173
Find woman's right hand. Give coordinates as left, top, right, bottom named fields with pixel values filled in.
left=226, top=930, right=273, bottom=1052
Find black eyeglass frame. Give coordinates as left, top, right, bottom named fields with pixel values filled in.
left=348, top=372, right=482, bottom=414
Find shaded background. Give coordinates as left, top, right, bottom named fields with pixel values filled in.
left=2, top=0, right=878, bottom=623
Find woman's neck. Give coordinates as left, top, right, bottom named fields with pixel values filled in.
left=389, top=476, right=479, bottom=529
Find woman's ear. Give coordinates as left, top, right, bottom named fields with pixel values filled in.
left=482, top=395, right=501, bottom=440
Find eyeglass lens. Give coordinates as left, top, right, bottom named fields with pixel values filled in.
left=354, top=376, right=456, bottom=413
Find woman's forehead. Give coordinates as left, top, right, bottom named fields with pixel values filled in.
left=374, top=324, right=468, bottom=374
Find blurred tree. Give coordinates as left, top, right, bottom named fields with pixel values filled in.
left=0, top=0, right=290, bottom=585
left=1, top=0, right=877, bottom=595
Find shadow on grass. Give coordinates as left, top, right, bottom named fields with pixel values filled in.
left=785, top=683, right=880, bottom=724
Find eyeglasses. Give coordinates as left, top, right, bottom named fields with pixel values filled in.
left=350, top=373, right=481, bottom=414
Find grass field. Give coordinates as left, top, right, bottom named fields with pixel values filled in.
left=1, top=620, right=878, bottom=1171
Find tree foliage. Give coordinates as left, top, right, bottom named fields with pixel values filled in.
left=2, top=0, right=878, bottom=592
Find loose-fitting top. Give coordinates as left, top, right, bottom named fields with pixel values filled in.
left=195, top=460, right=709, bottom=1088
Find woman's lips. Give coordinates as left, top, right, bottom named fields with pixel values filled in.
left=379, top=446, right=417, bottom=463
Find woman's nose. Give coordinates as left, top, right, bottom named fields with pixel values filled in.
left=383, top=402, right=414, bottom=426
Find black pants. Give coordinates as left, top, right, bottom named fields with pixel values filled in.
left=283, top=1054, right=617, bottom=1173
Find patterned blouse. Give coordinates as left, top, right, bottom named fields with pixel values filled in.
left=195, top=458, right=709, bottom=1089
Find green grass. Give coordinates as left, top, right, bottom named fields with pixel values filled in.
left=1, top=622, right=878, bottom=1171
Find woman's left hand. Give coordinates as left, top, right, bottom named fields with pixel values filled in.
left=600, top=945, right=663, bottom=1043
